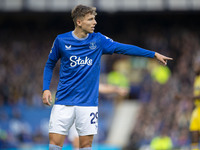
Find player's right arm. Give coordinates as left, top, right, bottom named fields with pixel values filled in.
left=42, top=37, right=60, bottom=106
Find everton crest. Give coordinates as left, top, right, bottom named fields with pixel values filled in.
left=89, top=42, right=97, bottom=50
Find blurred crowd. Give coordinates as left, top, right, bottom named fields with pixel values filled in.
left=0, top=13, right=200, bottom=149
left=0, top=29, right=54, bottom=148
left=123, top=25, right=200, bottom=149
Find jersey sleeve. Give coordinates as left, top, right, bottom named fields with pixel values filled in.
left=43, top=36, right=60, bottom=91
left=113, top=42, right=155, bottom=58
left=99, top=33, right=155, bottom=58
left=99, top=33, right=116, bottom=54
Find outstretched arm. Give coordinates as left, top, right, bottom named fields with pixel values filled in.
left=154, top=52, right=173, bottom=65
left=100, top=33, right=173, bottom=65
left=112, top=42, right=173, bottom=64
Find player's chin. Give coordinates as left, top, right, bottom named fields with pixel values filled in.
left=89, top=29, right=95, bottom=33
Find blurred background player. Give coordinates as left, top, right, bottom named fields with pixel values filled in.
left=189, top=56, right=200, bottom=150
left=68, top=83, right=128, bottom=150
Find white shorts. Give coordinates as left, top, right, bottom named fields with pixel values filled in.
left=49, top=105, right=98, bottom=136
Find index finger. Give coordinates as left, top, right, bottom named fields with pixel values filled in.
left=164, top=57, right=173, bottom=60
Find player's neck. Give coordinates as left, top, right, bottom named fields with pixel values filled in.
left=73, top=28, right=88, bottom=39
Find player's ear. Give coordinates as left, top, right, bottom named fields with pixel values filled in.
left=76, top=17, right=82, bottom=27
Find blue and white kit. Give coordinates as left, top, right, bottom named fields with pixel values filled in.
left=43, top=31, right=155, bottom=107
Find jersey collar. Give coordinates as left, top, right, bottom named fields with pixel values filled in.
left=72, top=31, right=89, bottom=40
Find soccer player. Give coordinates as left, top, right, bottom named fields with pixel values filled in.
left=42, top=5, right=172, bottom=150
left=189, top=57, right=200, bottom=150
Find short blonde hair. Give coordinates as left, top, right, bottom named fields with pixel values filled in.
left=71, top=5, right=97, bottom=26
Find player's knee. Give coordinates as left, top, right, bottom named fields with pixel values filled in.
left=49, top=139, right=64, bottom=147
left=49, top=133, right=65, bottom=147
left=49, top=141, right=63, bottom=147
left=79, top=141, right=92, bottom=148
left=79, top=138, right=93, bottom=148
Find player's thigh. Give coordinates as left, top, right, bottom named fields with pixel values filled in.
left=79, top=135, right=94, bottom=148
left=75, top=106, right=98, bottom=136
left=49, top=105, right=75, bottom=135
left=49, top=133, right=66, bottom=147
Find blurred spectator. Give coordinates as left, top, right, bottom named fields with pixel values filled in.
left=150, top=127, right=173, bottom=150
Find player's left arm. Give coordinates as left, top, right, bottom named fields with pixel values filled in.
left=99, top=33, right=173, bottom=65
left=154, top=52, right=173, bottom=66
left=113, top=42, right=173, bottom=65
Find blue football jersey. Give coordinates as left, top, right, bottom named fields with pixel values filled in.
left=43, top=31, right=155, bottom=106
